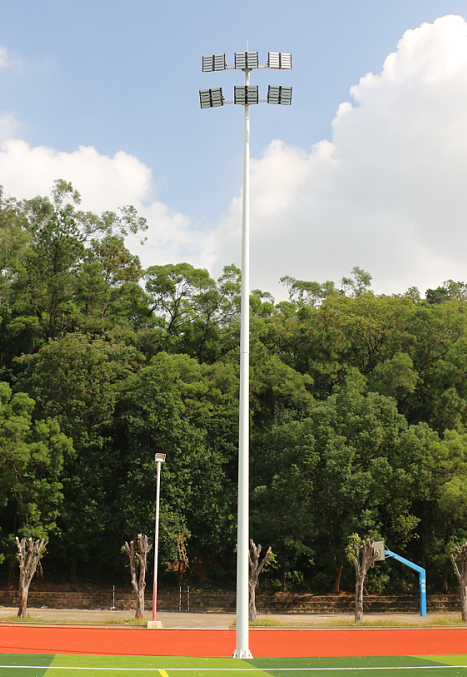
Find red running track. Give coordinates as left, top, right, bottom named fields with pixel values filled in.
left=1, top=627, right=467, bottom=657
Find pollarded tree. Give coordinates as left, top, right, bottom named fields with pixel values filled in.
left=346, top=534, right=379, bottom=622
left=249, top=539, right=272, bottom=621
left=124, top=534, right=152, bottom=620
left=16, top=537, right=47, bottom=618
left=450, top=542, right=467, bottom=622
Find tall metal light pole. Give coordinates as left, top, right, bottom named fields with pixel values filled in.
left=200, top=51, right=292, bottom=659
left=152, top=452, right=166, bottom=623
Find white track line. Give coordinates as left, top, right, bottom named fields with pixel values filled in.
left=1, top=666, right=466, bottom=672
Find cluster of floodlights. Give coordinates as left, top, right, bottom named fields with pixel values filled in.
left=199, top=51, right=292, bottom=108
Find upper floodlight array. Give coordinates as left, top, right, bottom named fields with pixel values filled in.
left=201, top=51, right=292, bottom=72
left=202, top=54, right=227, bottom=72
left=267, top=85, right=292, bottom=105
left=268, top=52, right=292, bottom=69
left=199, top=87, right=224, bottom=109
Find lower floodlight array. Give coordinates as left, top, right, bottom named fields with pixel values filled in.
left=199, top=87, right=224, bottom=109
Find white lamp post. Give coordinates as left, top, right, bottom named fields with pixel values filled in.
left=152, top=452, right=166, bottom=624
left=200, top=51, right=292, bottom=659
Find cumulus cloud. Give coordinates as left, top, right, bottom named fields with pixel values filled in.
left=210, top=14, right=467, bottom=297
left=0, top=45, right=22, bottom=71
left=0, top=113, right=19, bottom=142
left=2, top=16, right=467, bottom=295
left=0, top=139, right=207, bottom=269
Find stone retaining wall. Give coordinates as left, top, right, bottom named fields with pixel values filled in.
left=0, top=589, right=461, bottom=613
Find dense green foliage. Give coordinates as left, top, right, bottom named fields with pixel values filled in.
left=1, top=183, right=467, bottom=593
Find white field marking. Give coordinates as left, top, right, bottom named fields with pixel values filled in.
left=0, top=666, right=466, bottom=672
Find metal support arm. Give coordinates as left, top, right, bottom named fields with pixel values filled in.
left=384, top=548, right=426, bottom=616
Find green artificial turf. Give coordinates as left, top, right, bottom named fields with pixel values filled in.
left=0, top=653, right=54, bottom=677
left=1, top=654, right=466, bottom=677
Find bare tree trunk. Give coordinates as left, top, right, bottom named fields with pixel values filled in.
left=333, top=564, right=343, bottom=594
left=450, top=543, right=467, bottom=622
left=355, top=573, right=365, bottom=621
left=347, top=536, right=378, bottom=623
left=249, top=539, right=272, bottom=622
left=442, top=567, right=449, bottom=594
left=248, top=578, right=257, bottom=622
left=15, top=538, right=47, bottom=619
left=124, top=534, right=152, bottom=620
left=7, top=560, right=14, bottom=589
left=462, top=587, right=467, bottom=623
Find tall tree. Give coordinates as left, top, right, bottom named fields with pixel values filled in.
left=5, top=180, right=147, bottom=347
left=145, top=263, right=241, bottom=362
left=0, top=381, right=72, bottom=565
left=112, top=352, right=239, bottom=574
left=15, top=333, right=142, bottom=579
left=77, top=235, right=146, bottom=331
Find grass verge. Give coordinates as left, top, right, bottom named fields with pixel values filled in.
left=0, top=615, right=147, bottom=625
left=244, top=617, right=466, bottom=627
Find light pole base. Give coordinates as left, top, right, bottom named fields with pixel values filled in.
left=147, top=620, right=163, bottom=629
left=232, top=649, right=253, bottom=659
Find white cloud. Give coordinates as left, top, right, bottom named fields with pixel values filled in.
left=0, top=45, right=22, bottom=71
left=0, top=140, right=153, bottom=210
left=0, top=113, right=19, bottom=142
left=210, top=14, right=467, bottom=297
left=0, top=139, right=207, bottom=269
left=2, top=15, right=467, bottom=296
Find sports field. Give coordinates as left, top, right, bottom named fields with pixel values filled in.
left=1, top=654, right=467, bottom=677
left=1, top=627, right=467, bottom=677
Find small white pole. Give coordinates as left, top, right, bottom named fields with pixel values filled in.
left=152, top=453, right=166, bottom=622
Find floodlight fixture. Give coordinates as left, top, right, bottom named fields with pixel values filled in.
left=202, top=53, right=227, bottom=72
left=234, top=85, right=258, bottom=105
left=199, top=48, right=292, bottom=659
left=267, top=85, right=292, bottom=105
left=235, top=51, right=259, bottom=70
left=199, top=87, right=224, bottom=109
left=267, top=52, right=292, bottom=69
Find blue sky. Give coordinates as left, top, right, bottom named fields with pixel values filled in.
left=2, top=0, right=467, bottom=297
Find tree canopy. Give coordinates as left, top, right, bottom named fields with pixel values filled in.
left=1, top=181, right=467, bottom=593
